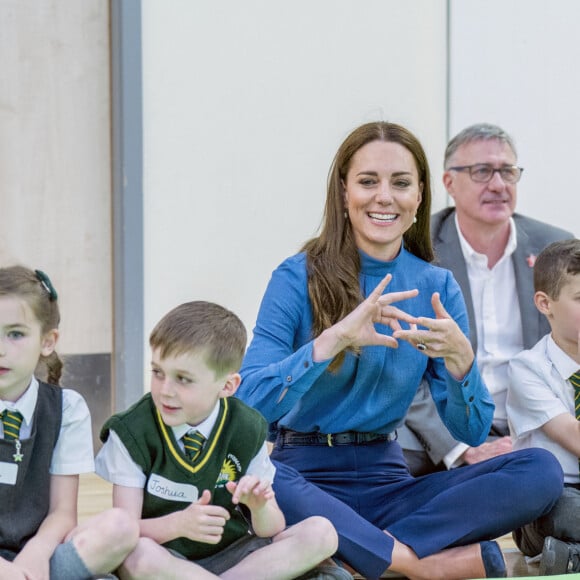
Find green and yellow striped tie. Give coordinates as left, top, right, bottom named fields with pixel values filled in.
left=571, top=372, right=580, bottom=416
left=182, top=430, right=205, bottom=462
left=2, top=410, right=23, bottom=441
left=571, top=372, right=580, bottom=472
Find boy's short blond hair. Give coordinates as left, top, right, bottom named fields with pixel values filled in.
left=149, top=301, right=247, bottom=376
left=534, top=239, right=580, bottom=299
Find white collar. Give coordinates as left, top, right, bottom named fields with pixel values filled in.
left=171, top=400, right=220, bottom=441
left=0, top=376, right=39, bottom=427
left=547, top=334, right=580, bottom=382
left=454, top=214, right=518, bottom=264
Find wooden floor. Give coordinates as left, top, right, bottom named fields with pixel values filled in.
left=496, top=537, right=540, bottom=579
left=78, top=473, right=542, bottom=578
left=79, top=472, right=113, bottom=522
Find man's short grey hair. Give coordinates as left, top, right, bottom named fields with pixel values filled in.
left=444, top=123, right=517, bottom=168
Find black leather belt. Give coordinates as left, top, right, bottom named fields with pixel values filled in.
left=277, top=429, right=397, bottom=447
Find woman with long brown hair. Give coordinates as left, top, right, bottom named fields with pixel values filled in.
left=238, top=122, right=562, bottom=579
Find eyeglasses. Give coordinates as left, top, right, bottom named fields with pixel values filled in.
left=448, top=164, right=524, bottom=184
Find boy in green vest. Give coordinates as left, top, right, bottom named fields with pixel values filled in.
left=96, top=301, right=349, bottom=579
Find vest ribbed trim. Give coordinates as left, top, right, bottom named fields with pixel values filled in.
left=155, top=397, right=229, bottom=473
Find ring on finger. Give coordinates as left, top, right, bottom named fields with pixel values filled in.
left=416, top=342, right=427, bottom=352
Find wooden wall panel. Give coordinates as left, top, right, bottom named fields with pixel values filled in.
left=0, top=0, right=112, bottom=355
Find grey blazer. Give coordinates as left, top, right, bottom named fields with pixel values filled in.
left=398, top=208, right=574, bottom=465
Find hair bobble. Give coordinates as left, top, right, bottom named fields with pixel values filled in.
left=34, top=269, right=58, bottom=301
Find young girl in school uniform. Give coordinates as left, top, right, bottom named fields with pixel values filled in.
left=0, top=266, right=138, bottom=580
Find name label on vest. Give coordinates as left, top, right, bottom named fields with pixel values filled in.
left=147, top=474, right=198, bottom=502
left=0, top=461, right=18, bottom=486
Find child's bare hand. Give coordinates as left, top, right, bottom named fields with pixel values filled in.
left=177, top=489, right=230, bottom=544
left=12, top=552, right=48, bottom=580
left=226, top=475, right=274, bottom=511
left=0, top=558, right=33, bottom=580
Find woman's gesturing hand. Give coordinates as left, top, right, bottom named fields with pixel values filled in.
left=313, top=274, right=419, bottom=362
left=393, top=292, right=474, bottom=379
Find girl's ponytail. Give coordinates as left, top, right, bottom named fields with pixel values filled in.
left=36, top=352, right=64, bottom=386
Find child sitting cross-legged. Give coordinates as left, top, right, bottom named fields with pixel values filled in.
left=96, top=301, right=351, bottom=580
left=0, top=266, right=138, bottom=580
left=507, top=239, right=580, bottom=575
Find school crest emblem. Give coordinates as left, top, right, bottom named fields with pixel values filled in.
left=215, top=453, right=242, bottom=487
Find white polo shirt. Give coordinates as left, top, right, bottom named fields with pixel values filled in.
left=507, top=334, right=579, bottom=484
left=0, top=376, right=95, bottom=475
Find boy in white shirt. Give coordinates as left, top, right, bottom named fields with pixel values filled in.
left=507, top=238, right=580, bottom=575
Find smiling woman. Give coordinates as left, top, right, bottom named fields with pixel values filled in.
left=343, top=140, right=423, bottom=262
left=236, top=121, right=565, bottom=580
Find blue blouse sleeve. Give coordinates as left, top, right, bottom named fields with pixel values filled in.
left=426, top=269, right=495, bottom=446
left=238, top=257, right=332, bottom=422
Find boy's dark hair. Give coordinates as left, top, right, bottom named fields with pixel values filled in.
left=149, top=301, right=247, bottom=376
left=534, top=239, right=580, bottom=299
left=0, top=265, right=63, bottom=384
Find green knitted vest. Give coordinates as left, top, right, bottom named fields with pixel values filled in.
left=101, top=395, right=267, bottom=559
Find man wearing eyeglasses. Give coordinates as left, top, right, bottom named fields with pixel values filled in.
left=399, top=123, right=574, bottom=476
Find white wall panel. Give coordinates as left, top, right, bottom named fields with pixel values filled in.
left=141, top=0, right=448, bottom=364
left=0, top=1, right=112, bottom=354
left=449, top=0, right=579, bottom=236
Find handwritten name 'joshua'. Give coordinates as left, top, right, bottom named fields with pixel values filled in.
left=149, top=477, right=187, bottom=499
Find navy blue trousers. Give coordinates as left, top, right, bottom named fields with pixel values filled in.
left=271, top=440, right=563, bottom=580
